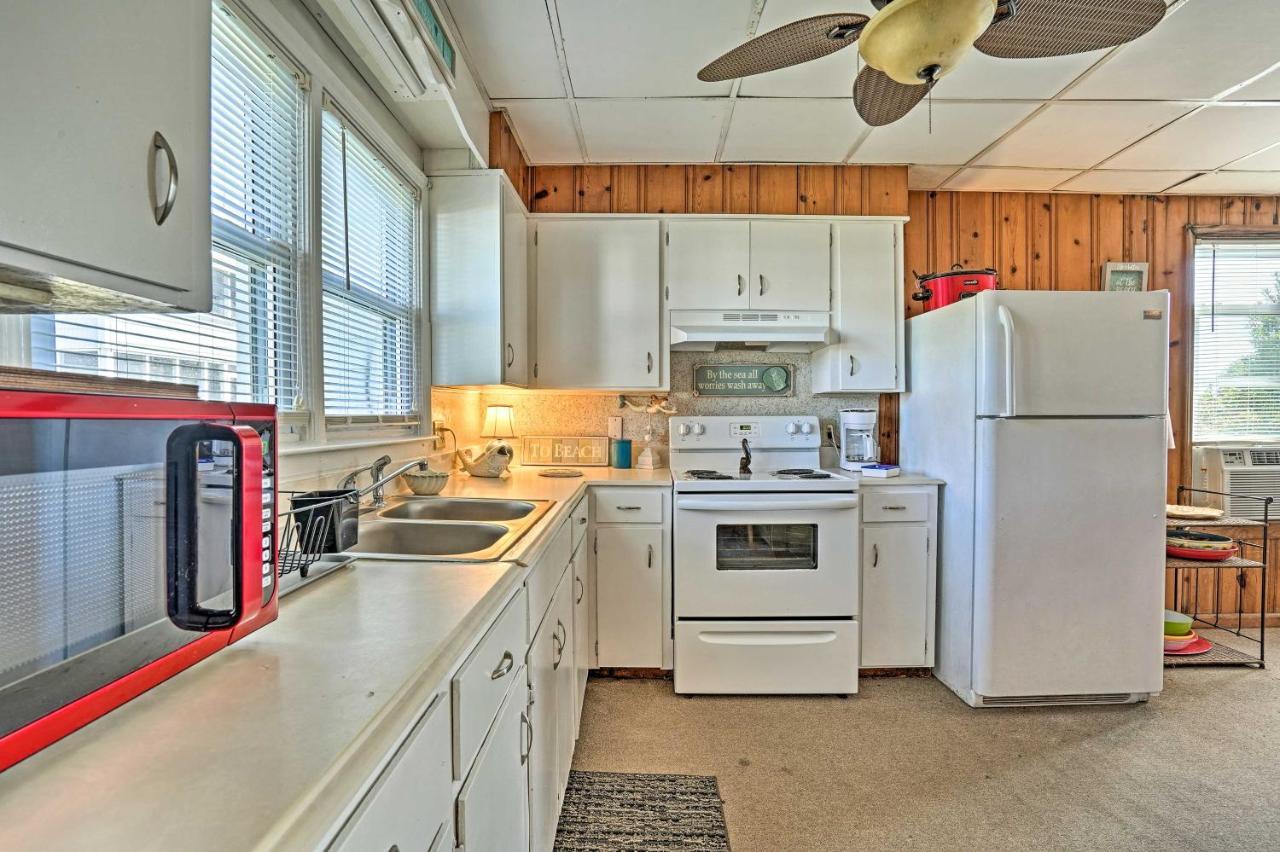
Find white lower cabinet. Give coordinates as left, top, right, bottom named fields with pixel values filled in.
left=528, top=568, right=574, bottom=852
left=859, top=485, right=939, bottom=669
left=595, top=525, right=665, bottom=668
left=428, top=820, right=454, bottom=852
left=330, top=693, right=452, bottom=851
left=571, top=552, right=591, bottom=734
left=455, top=682, right=531, bottom=852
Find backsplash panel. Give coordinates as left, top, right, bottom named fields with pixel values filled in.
left=431, top=350, right=874, bottom=461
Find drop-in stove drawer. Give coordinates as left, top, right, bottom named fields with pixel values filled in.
left=674, top=620, right=859, bottom=695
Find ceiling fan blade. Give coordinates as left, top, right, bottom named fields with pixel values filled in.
left=697, top=14, right=869, bottom=82
left=975, top=0, right=1166, bottom=59
left=853, top=65, right=930, bottom=127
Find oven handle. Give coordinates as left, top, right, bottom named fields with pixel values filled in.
left=676, top=497, right=860, bottom=512
left=166, top=423, right=263, bottom=632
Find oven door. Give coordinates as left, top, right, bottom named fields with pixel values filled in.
left=674, top=492, right=860, bottom=618
left=0, top=410, right=263, bottom=770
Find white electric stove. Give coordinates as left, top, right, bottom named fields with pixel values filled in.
left=669, top=416, right=861, bottom=696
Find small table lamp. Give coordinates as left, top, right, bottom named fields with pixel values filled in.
left=461, top=404, right=518, bottom=478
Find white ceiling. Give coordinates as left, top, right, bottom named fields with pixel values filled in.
left=445, top=0, right=1280, bottom=193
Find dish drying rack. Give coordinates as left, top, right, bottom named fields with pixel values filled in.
left=1165, top=485, right=1272, bottom=668
left=277, top=490, right=360, bottom=580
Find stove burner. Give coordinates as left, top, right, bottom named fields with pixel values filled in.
left=686, top=470, right=735, bottom=480
left=773, top=468, right=815, bottom=476
left=686, top=470, right=717, bottom=476
left=798, top=472, right=832, bottom=479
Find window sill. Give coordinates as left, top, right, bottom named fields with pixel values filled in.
left=279, top=434, right=437, bottom=457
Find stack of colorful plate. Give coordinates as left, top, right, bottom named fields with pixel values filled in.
left=1164, top=609, right=1211, bottom=655
left=1166, top=530, right=1238, bottom=561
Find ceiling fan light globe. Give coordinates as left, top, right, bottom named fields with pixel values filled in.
left=859, top=0, right=997, bottom=85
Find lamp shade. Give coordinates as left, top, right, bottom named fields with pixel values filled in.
left=481, top=405, right=517, bottom=439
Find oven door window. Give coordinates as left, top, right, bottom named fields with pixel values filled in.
left=715, top=523, right=818, bottom=571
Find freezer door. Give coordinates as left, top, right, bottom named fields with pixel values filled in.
left=976, top=291, right=1170, bottom=417
left=972, top=417, right=1166, bottom=699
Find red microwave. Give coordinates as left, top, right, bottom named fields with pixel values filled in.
left=0, top=390, right=278, bottom=772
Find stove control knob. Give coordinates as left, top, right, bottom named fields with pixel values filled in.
left=677, top=423, right=691, bottom=437
left=800, top=422, right=814, bottom=435
left=692, top=423, right=706, bottom=436
left=785, top=422, right=799, bottom=435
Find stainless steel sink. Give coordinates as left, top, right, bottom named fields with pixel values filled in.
left=348, top=497, right=554, bottom=561
left=378, top=497, right=538, bottom=522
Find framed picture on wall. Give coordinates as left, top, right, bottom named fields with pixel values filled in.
left=1101, top=262, right=1149, bottom=292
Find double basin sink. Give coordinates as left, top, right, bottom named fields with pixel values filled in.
left=347, top=496, right=554, bottom=562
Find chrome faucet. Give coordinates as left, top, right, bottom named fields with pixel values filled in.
left=739, top=438, right=752, bottom=475
left=338, top=455, right=391, bottom=493
left=339, top=454, right=428, bottom=508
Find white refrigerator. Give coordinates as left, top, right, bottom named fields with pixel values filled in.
left=900, top=290, right=1170, bottom=707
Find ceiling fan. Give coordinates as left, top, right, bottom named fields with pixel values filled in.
left=698, top=0, right=1167, bottom=126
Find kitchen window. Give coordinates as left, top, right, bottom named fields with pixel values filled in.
left=29, top=1, right=305, bottom=411
left=1193, top=239, right=1280, bottom=442
left=319, top=106, right=420, bottom=426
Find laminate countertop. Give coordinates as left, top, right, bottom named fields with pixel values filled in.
left=0, top=466, right=673, bottom=851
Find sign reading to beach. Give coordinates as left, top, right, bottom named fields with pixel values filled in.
left=693, top=364, right=794, bottom=397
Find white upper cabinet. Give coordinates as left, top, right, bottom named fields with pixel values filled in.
left=748, top=221, right=831, bottom=312
left=666, top=221, right=750, bottom=310
left=666, top=219, right=831, bottom=312
left=814, top=220, right=905, bottom=393
left=534, top=219, right=662, bottom=389
left=0, top=0, right=211, bottom=312
left=430, top=172, right=530, bottom=386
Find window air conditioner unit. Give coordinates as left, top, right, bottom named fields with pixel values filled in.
left=312, top=0, right=453, bottom=100
left=1192, top=444, right=1280, bottom=521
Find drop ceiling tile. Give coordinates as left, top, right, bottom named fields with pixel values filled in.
left=1104, top=105, right=1280, bottom=170
left=737, top=0, right=876, bottom=98
left=908, top=165, right=962, bottom=190
left=494, top=100, right=583, bottom=164
left=1067, top=0, right=1280, bottom=101
left=722, top=99, right=865, bottom=162
left=1058, top=170, right=1194, bottom=193
left=937, top=49, right=1105, bottom=100
left=557, top=0, right=755, bottom=97
left=1227, top=66, right=1280, bottom=101
left=443, top=0, right=565, bottom=98
left=976, top=102, right=1192, bottom=169
left=576, top=99, right=729, bottom=162
left=1228, top=143, right=1280, bottom=171
left=945, top=168, right=1080, bottom=192
left=1166, top=171, right=1280, bottom=195
left=851, top=102, right=1038, bottom=165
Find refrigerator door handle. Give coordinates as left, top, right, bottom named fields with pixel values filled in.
left=997, top=305, right=1017, bottom=417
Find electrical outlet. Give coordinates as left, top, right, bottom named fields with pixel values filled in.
left=607, top=416, right=623, bottom=440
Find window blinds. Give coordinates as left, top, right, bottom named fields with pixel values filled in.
left=319, top=108, right=420, bottom=422
left=31, top=2, right=305, bottom=409
left=1193, top=240, right=1280, bottom=442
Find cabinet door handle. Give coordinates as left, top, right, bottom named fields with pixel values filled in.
left=490, top=649, right=514, bottom=680
left=150, top=131, right=179, bottom=226
left=575, top=575, right=584, bottom=604
left=849, top=355, right=859, bottom=376
left=520, top=711, right=532, bottom=765
left=882, top=505, right=907, bottom=511
left=553, top=620, right=565, bottom=669
left=647, top=543, right=654, bottom=569
left=616, top=505, right=642, bottom=511
left=578, top=515, right=588, bottom=525
left=646, top=352, right=654, bottom=373
left=737, top=274, right=745, bottom=297
left=506, top=343, right=515, bottom=368
left=872, top=543, right=879, bottom=567
left=758, top=274, right=765, bottom=297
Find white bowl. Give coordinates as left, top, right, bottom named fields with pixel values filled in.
left=401, top=470, right=449, bottom=495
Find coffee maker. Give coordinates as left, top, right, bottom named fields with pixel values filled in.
left=838, top=408, right=878, bottom=472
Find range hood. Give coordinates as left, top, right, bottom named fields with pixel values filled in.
left=669, top=310, right=837, bottom=353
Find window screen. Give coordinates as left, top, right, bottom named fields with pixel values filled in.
left=31, top=1, right=305, bottom=410
left=319, top=108, right=420, bottom=423
left=1193, top=240, right=1280, bottom=442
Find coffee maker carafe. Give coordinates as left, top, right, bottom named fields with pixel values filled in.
left=839, top=408, right=878, bottom=472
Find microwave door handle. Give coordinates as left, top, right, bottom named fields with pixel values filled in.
left=167, top=423, right=263, bottom=631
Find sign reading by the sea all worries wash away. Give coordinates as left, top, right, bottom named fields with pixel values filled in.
left=693, top=364, right=794, bottom=397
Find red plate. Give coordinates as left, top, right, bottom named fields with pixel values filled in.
left=1165, top=635, right=1213, bottom=656
left=1166, top=544, right=1237, bottom=561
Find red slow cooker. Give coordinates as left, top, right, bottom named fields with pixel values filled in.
left=911, top=265, right=999, bottom=312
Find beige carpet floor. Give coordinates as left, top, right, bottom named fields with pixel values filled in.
left=573, top=630, right=1280, bottom=852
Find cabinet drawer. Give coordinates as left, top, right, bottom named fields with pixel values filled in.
left=674, top=620, right=858, bottom=695
left=331, top=692, right=452, bottom=851
left=862, top=490, right=929, bottom=523
left=570, top=496, right=590, bottom=553
left=453, top=587, right=528, bottom=780
left=526, top=519, right=573, bottom=638
left=594, top=488, right=663, bottom=524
